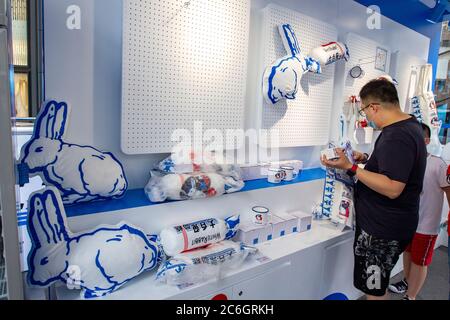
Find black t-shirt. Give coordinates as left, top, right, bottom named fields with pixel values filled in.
left=355, top=116, right=427, bottom=241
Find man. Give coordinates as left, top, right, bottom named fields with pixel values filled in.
left=389, top=123, right=450, bottom=300
left=321, top=79, right=427, bottom=300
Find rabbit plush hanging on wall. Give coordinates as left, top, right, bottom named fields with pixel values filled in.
left=262, top=24, right=349, bottom=105
left=27, top=187, right=162, bottom=299
left=20, top=100, right=128, bottom=205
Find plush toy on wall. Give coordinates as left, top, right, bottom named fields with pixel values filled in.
left=309, top=42, right=350, bottom=67
left=19, top=100, right=128, bottom=205
left=27, top=187, right=162, bottom=299
left=262, top=24, right=349, bottom=105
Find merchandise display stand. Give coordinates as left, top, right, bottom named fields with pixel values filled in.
left=54, top=220, right=359, bottom=300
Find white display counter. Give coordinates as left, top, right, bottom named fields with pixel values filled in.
left=20, top=168, right=410, bottom=300
left=54, top=220, right=361, bottom=300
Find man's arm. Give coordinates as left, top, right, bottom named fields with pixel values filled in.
left=321, top=149, right=406, bottom=200
left=355, top=167, right=406, bottom=200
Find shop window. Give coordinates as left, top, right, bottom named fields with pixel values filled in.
left=11, top=0, right=43, bottom=124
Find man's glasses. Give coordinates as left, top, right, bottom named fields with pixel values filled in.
left=358, top=103, right=380, bottom=117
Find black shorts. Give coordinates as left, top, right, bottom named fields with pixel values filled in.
left=353, top=226, right=410, bottom=297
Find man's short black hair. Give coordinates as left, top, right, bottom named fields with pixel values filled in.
left=421, top=123, right=431, bottom=139
left=359, top=79, right=400, bottom=106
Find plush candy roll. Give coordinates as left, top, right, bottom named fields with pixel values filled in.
left=309, top=42, right=349, bottom=66
left=160, top=215, right=240, bottom=257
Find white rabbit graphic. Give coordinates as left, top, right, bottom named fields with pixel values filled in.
left=27, top=187, right=162, bottom=299
left=20, top=100, right=128, bottom=205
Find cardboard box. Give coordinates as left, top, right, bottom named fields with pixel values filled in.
left=270, top=215, right=287, bottom=239
left=288, top=210, right=313, bottom=233
left=234, top=223, right=266, bottom=246
left=259, top=223, right=274, bottom=242
left=321, top=148, right=339, bottom=160
left=274, top=212, right=299, bottom=235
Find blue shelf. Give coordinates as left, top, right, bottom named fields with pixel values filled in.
left=64, top=168, right=326, bottom=218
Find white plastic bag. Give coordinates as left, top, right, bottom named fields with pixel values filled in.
left=156, top=241, right=257, bottom=287
left=145, top=171, right=245, bottom=203
left=315, top=140, right=356, bottom=230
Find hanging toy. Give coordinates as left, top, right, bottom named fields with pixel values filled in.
left=262, top=24, right=321, bottom=105
left=309, top=42, right=350, bottom=66
left=262, top=25, right=350, bottom=105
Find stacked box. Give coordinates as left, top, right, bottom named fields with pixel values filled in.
left=274, top=212, right=299, bottom=235
left=270, top=215, right=287, bottom=240
left=288, top=210, right=313, bottom=233
left=233, top=223, right=266, bottom=246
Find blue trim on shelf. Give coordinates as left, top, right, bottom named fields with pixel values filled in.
left=64, top=168, right=326, bottom=218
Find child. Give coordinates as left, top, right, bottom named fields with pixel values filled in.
left=389, top=123, right=450, bottom=300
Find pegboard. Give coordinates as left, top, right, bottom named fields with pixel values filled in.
left=121, top=0, right=250, bottom=154
left=390, top=51, right=427, bottom=112
left=342, top=33, right=391, bottom=101
left=257, top=4, right=338, bottom=148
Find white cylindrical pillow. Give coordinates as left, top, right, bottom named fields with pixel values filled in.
left=309, top=42, right=349, bottom=66
left=160, top=215, right=240, bottom=257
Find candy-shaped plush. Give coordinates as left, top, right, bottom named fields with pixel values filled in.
left=27, top=187, right=162, bottom=299
left=160, top=215, right=240, bottom=256
left=262, top=24, right=321, bottom=105
left=145, top=171, right=245, bottom=203
left=20, top=100, right=128, bottom=205
left=309, top=42, right=349, bottom=66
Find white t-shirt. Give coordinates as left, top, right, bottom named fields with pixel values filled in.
left=417, top=155, right=450, bottom=235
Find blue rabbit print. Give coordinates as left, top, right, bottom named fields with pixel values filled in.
left=20, top=100, right=128, bottom=205
left=27, top=187, right=162, bottom=299
left=262, top=24, right=321, bottom=105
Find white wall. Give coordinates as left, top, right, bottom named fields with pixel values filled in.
left=43, top=0, right=430, bottom=189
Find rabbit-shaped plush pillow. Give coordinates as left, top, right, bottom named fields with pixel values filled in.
left=263, top=24, right=321, bottom=105
left=27, top=187, right=162, bottom=299
left=262, top=24, right=349, bottom=105
left=20, top=100, right=128, bottom=205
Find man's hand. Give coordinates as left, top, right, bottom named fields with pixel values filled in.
left=353, top=151, right=368, bottom=164
left=321, top=148, right=353, bottom=171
